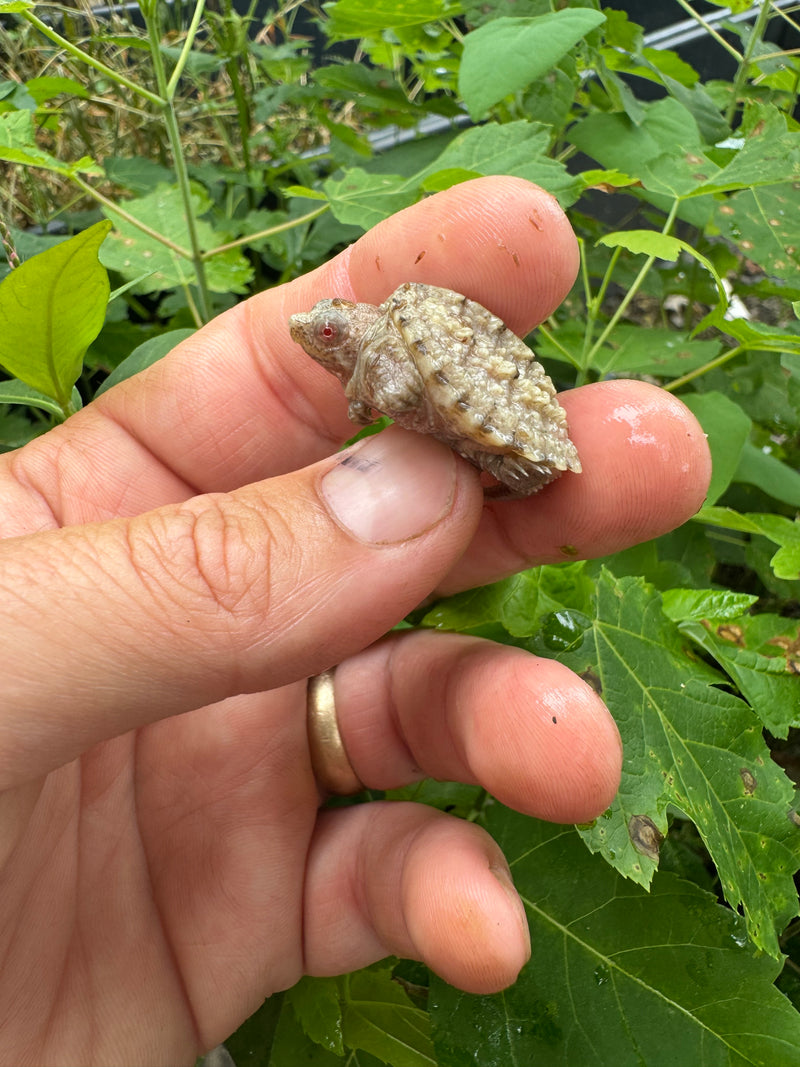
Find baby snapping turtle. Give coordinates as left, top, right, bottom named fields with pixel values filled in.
left=288, top=282, right=580, bottom=496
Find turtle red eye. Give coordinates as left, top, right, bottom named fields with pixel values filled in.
left=314, top=311, right=348, bottom=347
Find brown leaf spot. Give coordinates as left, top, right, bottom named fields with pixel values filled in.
left=719, top=204, right=735, bottom=215
left=740, top=767, right=757, bottom=795
left=628, top=815, right=663, bottom=863
left=579, top=668, right=602, bottom=696
left=717, top=623, right=745, bottom=646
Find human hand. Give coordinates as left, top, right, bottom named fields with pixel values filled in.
left=0, top=177, right=710, bottom=1065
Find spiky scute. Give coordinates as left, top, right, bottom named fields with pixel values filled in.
left=289, top=282, right=581, bottom=496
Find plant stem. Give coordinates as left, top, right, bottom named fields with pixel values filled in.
left=671, top=0, right=744, bottom=64
left=726, top=0, right=774, bottom=125
left=21, top=10, right=165, bottom=107
left=535, top=323, right=581, bottom=369
left=166, top=0, right=208, bottom=98
left=143, top=1, right=213, bottom=320
left=71, top=176, right=193, bottom=258
left=663, top=338, right=800, bottom=392
left=201, top=204, right=330, bottom=257
left=583, top=200, right=680, bottom=371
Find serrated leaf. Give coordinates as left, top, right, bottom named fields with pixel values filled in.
left=560, top=572, right=800, bottom=956
left=99, top=185, right=253, bottom=294
left=421, top=562, right=593, bottom=639
left=676, top=618, right=800, bottom=737
left=341, top=964, right=435, bottom=1066
left=0, top=220, right=111, bottom=406
left=323, top=170, right=418, bottom=228
left=413, top=121, right=574, bottom=203
left=458, top=9, right=606, bottom=119
left=680, top=392, right=752, bottom=505
left=430, top=812, right=800, bottom=1066
left=286, top=976, right=344, bottom=1055
left=716, top=182, right=800, bottom=286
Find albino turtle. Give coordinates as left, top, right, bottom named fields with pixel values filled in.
left=288, top=282, right=580, bottom=496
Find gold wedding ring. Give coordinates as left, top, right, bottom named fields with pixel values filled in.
left=307, top=669, right=364, bottom=795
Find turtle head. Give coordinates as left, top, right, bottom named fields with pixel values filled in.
left=289, top=297, right=378, bottom=385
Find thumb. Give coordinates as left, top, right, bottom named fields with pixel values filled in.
left=0, top=429, right=481, bottom=788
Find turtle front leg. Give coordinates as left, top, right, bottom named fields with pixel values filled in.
left=347, top=399, right=375, bottom=424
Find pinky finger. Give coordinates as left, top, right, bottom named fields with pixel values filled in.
left=303, top=801, right=531, bottom=995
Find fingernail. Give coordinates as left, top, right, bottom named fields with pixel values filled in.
left=320, top=429, right=456, bottom=545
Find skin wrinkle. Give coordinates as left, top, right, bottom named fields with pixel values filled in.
left=384, top=639, right=425, bottom=782
left=132, top=732, right=204, bottom=1061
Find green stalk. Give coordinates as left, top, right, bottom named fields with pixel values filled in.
left=581, top=243, right=621, bottom=370
left=664, top=346, right=743, bottom=391
left=71, top=176, right=193, bottom=259
left=21, top=10, right=165, bottom=107
left=166, top=0, right=208, bottom=98
left=671, top=0, right=744, bottom=64
left=726, top=0, right=774, bottom=125
left=201, top=204, right=330, bottom=258
left=582, top=200, right=680, bottom=371
left=142, top=2, right=213, bottom=321
left=535, top=323, right=581, bottom=370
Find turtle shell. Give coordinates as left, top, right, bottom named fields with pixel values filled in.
left=289, top=282, right=580, bottom=496
left=365, top=283, right=580, bottom=494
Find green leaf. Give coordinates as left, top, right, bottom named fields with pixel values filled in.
left=99, top=185, right=253, bottom=294
left=0, top=378, right=82, bottom=418
left=0, top=111, right=101, bottom=176
left=734, top=439, right=800, bottom=507
left=675, top=617, right=800, bottom=738
left=560, top=572, right=800, bottom=956
left=679, top=392, right=752, bottom=505
left=422, top=562, right=593, bottom=639
left=414, top=121, right=575, bottom=203
left=23, top=75, right=91, bottom=104
left=661, top=588, right=759, bottom=623
left=695, top=507, right=800, bottom=582
left=94, top=329, right=195, bottom=397
left=458, top=9, right=606, bottom=119
left=0, top=220, right=111, bottom=406
left=716, top=182, right=800, bottom=287
left=420, top=167, right=483, bottom=192
left=0, top=0, right=33, bottom=10
left=286, top=977, right=344, bottom=1056
left=430, top=812, right=800, bottom=1066
left=341, top=964, right=435, bottom=1066
left=598, top=230, right=728, bottom=311
left=587, top=325, right=720, bottom=379
left=323, top=0, right=462, bottom=39
left=224, top=993, right=284, bottom=1066
left=323, top=170, right=419, bottom=228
